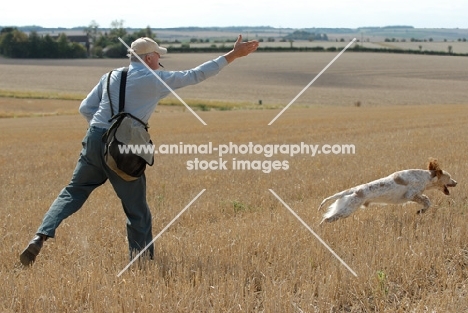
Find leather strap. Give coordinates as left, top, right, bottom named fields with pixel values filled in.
left=107, top=67, right=129, bottom=117
left=118, top=67, right=128, bottom=113
left=106, top=70, right=114, bottom=117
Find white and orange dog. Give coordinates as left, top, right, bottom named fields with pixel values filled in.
left=318, top=158, right=457, bottom=224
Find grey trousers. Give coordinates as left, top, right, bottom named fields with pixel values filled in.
left=37, top=126, right=154, bottom=259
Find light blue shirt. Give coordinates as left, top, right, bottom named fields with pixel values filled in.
left=79, top=56, right=228, bottom=128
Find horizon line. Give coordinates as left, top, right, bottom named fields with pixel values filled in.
left=4, top=24, right=457, bottom=30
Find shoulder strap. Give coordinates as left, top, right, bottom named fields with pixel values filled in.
left=118, top=67, right=129, bottom=113
left=107, top=67, right=148, bottom=130
left=107, top=67, right=129, bottom=117
left=106, top=70, right=114, bottom=117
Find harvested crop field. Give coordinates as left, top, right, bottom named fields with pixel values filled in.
left=1, top=52, right=467, bottom=107
left=0, top=52, right=467, bottom=312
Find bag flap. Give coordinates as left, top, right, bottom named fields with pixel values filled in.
left=114, top=116, right=153, bottom=164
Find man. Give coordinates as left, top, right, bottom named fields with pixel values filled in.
left=20, top=35, right=259, bottom=266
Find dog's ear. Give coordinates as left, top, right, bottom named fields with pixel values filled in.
left=427, top=158, right=443, bottom=178
left=427, top=158, right=440, bottom=171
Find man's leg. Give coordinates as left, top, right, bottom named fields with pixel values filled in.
left=20, top=127, right=108, bottom=266
left=107, top=172, right=154, bottom=260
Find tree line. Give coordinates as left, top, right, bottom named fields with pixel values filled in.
left=2, top=21, right=467, bottom=59
left=0, top=21, right=158, bottom=59
left=0, top=27, right=88, bottom=58
left=0, top=21, right=331, bottom=59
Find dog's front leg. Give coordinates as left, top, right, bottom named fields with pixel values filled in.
left=413, top=194, right=431, bottom=214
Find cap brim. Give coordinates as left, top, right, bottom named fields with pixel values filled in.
left=157, top=46, right=167, bottom=55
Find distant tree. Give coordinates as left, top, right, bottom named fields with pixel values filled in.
left=28, top=31, right=43, bottom=57
left=84, top=20, right=100, bottom=56
left=94, top=32, right=110, bottom=48
left=134, top=26, right=156, bottom=40
left=89, top=25, right=164, bottom=58
left=104, top=43, right=125, bottom=58
left=0, top=27, right=16, bottom=35
left=92, top=45, right=104, bottom=58
left=68, top=42, right=87, bottom=58
left=109, top=19, right=127, bottom=43
left=284, top=30, right=328, bottom=41
left=41, top=34, right=59, bottom=58
left=57, top=33, right=70, bottom=57
left=0, top=27, right=28, bottom=57
left=100, top=20, right=129, bottom=57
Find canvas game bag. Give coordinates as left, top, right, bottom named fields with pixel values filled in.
left=102, top=68, right=154, bottom=181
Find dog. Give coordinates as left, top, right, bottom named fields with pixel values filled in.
left=318, top=158, right=457, bottom=224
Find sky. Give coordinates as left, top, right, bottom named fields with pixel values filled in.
left=2, top=0, right=467, bottom=29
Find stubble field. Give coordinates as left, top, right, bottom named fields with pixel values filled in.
left=0, top=52, right=467, bottom=312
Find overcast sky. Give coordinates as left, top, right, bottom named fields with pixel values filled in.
left=2, top=0, right=467, bottom=29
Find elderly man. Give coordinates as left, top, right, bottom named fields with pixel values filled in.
left=20, top=35, right=259, bottom=266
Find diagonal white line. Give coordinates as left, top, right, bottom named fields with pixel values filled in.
left=268, top=38, right=357, bottom=126
left=117, top=189, right=206, bottom=277
left=269, top=189, right=357, bottom=277
left=118, top=37, right=207, bottom=126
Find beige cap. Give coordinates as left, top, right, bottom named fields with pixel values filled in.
left=129, top=37, right=167, bottom=55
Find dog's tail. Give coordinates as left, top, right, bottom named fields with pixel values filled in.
left=318, top=189, right=355, bottom=211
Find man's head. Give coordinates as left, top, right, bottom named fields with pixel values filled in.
left=128, top=37, right=167, bottom=70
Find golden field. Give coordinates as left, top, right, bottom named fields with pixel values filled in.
left=0, top=52, right=467, bottom=312
left=1, top=51, right=468, bottom=108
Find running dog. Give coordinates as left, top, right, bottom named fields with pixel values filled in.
left=318, top=158, right=457, bottom=224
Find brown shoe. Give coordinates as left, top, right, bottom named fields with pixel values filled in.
left=20, top=234, right=46, bottom=266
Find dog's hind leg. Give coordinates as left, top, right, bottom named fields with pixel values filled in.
left=413, top=194, right=431, bottom=214
left=320, top=208, right=354, bottom=224
left=320, top=194, right=364, bottom=224
left=318, top=190, right=354, bottom=211
left=318, top=196, right=337, bottom=211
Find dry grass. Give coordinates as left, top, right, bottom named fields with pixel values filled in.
left=0, top=98, right=81, bottom=118
left=1, top=52, right=468, bottom=107
left=1, top=102, right=467, bottom=312
left=0, top=98, right=262, bottom=119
